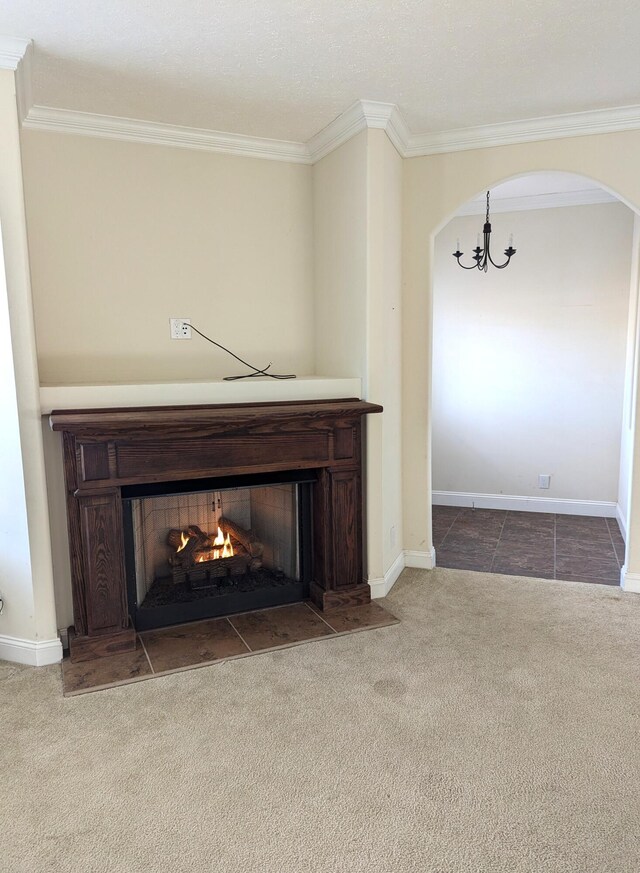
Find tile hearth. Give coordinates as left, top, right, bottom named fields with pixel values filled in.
left=61, top=600, right=398, bottom=696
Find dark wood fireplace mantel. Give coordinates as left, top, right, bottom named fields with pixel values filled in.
left=51, top=398, right=382, bottom=661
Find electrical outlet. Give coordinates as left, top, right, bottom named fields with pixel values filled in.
left=169, top=318, right=192, bottom=339
left=538, top=474, right=551, bottom=489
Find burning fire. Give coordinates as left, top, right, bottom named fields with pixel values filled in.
left=222, top=534, right=233, bottom=558
left=213, top=526, right=234, bottom=559
left=173, top=524, right=234, bottom=566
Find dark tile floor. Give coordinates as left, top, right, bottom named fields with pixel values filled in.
left=433, top=506, right=625, bottom=586
left=61, top=600, right=398, bottom=696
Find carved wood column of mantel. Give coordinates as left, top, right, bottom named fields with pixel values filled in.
left=51, top=398, right=383, bottom=661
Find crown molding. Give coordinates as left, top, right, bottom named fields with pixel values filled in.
left=0, top=36, right=32, bottom=122
left=23, top=99, right=409, bottom=164
left=305, top=99, right=409, bottom=162
left=384, top=104, right=412, bottom=158
left=15, top=42, right=32, bottom=122
left=455, top=187, right=618, bottom=216
left=0, top=35, right=30, bottom=70
left=405, top=104, right=640, bottom=156
left=307, top=100, right=373, bottom=162
left=23, top=105, right=312, bottom=163
left=19, top=90, right=640, bottom=163
left=346, top=100, right=412, bottom=157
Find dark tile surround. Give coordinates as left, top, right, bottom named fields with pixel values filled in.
left=434, top=506, right=625, bottom=585
left=62, top=600, right=398, bottom=696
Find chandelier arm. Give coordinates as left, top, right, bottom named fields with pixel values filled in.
left=486, top=250, right=513, bottom=269
left=453, top=256, right=485, bottom=270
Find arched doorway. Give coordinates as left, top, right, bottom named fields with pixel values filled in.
left=400, top=144, right=640, bottom=593
left=430, top=172, right=635, bottom=583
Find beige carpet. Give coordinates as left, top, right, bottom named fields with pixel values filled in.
left=2, top=568, right=640, bottom=873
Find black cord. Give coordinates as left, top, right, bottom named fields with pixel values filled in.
left=188, top=323, right=296, bottom=381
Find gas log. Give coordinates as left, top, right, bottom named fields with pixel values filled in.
left=219, top=517, right=264, bottom=558
left=166, top=520, right=263, bottom=584
left=167, top=525, right=212, bottom=564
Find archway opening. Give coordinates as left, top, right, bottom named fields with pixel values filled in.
left=430, top=171, right=637, bottom=585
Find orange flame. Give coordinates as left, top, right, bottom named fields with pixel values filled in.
left=175, top=526, right=234, bottom=564
left=221, top=532, right=234, bottom=558
left=211, top=526, right=234, bottom=558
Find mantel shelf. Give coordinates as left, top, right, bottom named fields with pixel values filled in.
left=50, top=399, right=382, bottom=437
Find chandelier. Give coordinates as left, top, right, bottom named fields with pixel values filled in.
left=452, top=190, right=516, bottom=271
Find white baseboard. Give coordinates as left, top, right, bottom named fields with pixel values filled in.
left=0, top=634, right=63, bottom=666
left=616, top=504, right=628, bottom=542
left=368, top=547, right=437, bottom=598
left=433, top=491, right=617, bottom=518
left=620, top=566, right=640, bottom=593
left=369, top=552, right=405, bottom=598
left=404, top=547, right=436, bottom=570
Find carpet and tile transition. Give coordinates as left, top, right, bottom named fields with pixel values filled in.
left=2, top=567, right=640, bottom=873
left=61, top=600, right=398, bottom=695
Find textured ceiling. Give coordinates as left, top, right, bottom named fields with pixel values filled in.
left=2, top=0, right=640, bottom=141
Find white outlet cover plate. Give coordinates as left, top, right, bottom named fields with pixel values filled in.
left=170, top=318, right=192, bottom=339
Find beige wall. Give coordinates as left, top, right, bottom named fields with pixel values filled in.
left=432, top=202, right=633, bottom=503
left=313, top=130, right=368, bottom=378
left=40, top=425, right=73, bottom=631
left=365, top=130, right=404, bottom=578
left=0, top=70, right=58, bottom=654
left=20, top=131, right=315, bottom=384
left=617, top=215, right=640, bottom=534
left=0, top=227, right=37, bottom=642
left=313, top=129, right=404, bottom=586
left=402, top=131, right=640, bottom=572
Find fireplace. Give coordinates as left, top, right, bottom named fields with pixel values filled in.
left=50, top=399, right=382, bottom=661
left=122, top=472, right=314, bottom=631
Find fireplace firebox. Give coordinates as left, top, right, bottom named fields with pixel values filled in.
left=50, top=399, right=382, bottom=662
left=122, top=472, right=314, bottom=631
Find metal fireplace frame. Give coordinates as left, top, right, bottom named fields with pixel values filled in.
left=121, top=470, right=315, bottom=632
